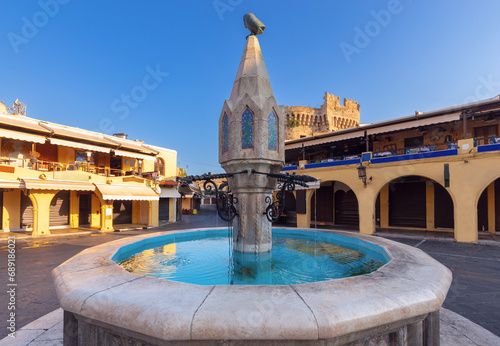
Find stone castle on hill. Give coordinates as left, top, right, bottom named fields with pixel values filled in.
left=281, top=91, right=360, bottom=140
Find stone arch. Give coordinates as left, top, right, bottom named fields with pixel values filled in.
left=375, top=175, right=455, bottom=231
left=310, top=180, right=359, bottom=228
left=27, top=191, right=58, bottom=236
left=476, top=176, right=500, bottom=233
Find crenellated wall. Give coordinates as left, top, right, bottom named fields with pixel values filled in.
left=283, top=91, right=360, bottom=140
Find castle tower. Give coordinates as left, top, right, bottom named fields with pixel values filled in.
left=219, top=35, right=284, bottom=253
left=283, top=92, right=361, bottom=140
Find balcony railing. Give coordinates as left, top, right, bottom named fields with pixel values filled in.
left=0, top=157, right=156, bottom=179
left=283, top=138, right=500, bottom=172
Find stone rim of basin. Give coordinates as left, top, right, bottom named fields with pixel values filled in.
left=52, top=227, right=452, bottom=342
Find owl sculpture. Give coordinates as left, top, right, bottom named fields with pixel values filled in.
left=243, top=13, right=265, bottom=36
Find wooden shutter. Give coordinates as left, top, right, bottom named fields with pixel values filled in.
left=477, top=189, right=488, bottom=231
left=335, top=190, right=359, bottom=226
left=389, top=181, right=426, bottom=228
left=311, top=186, right=333, bottom=222
left=159, top=198, right=170, bottom=221
left=79, top=194, right=91, bottom=226
left=49, top=191, right=70, bottom=226
left=434, top=184, right=454, bottom=229
left=496, top=180, right=500, bottom=232
left=0, top=190, right=3, bottom=229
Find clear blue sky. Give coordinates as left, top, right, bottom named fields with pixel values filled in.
left=2, top=1, right=500, bottom=175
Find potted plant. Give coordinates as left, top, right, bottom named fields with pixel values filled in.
left=29, top=151, right=40, bottom=166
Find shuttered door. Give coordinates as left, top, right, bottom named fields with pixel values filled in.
left=159, top=198, right=170, bottom=221
left=389, top=182, right=426, bottom=228
left=310, top=186, right=333, bottom=222
left=284, top=191, right=296, bottom=212
left=477, top=189, right=488, bottom=231
left=50, top=191, right=70, bottom=226
left=434, top=184, right=454, bottom=229
left=0, top=190, right=3, bottom=229
left=20, top=193, right=33, bottom=228
left=79, top=194, right=91, bottom=226
left=335, top=190, right=359, bottom=226
left=113, top=200, right=132, bottom=224
left=496, top=180, right=500, bottom=232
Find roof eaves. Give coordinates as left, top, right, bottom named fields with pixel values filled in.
left=286, top=96, right=500, bottom=145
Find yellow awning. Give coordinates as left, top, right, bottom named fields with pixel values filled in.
left=21, top=178, right=96, bottom=191
left=113, top=149, right=156, bottom=162
left=49, top=138, right=110, bottom=153
left=94, top=183, right=159, bottom=201
left=0, top=128, right=46, bottom=144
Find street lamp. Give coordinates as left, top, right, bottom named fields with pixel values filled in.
left=357, top=164, right=368, bottom=187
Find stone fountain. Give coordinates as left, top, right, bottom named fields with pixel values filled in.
left=53, top=14, right=452, bottom=345
left=218, top=17, right=285, bottom=253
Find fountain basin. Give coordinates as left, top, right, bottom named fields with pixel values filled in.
left=52, top=227, right=452, bottom=345
left=115, top=229, right=390, bottom=285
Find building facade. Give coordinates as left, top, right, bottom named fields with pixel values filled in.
left=282, top=91, right=360, bottom=140
left=0, top=100, right=179, bottom=235
left=282, top=96, right=500, bottom=243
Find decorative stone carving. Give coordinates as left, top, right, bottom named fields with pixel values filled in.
left=219, top=34, right=285, bottom=253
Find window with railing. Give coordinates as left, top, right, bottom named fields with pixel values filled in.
left=155, top=157, right=165, bottom=176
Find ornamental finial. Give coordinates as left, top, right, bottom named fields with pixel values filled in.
left=243, top=13, right=265, bottom=36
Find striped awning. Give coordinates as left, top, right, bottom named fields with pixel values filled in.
left=0, top=179, right=23, bottom=189
left=366, top=112, right=462, bottom=136
left=94, top=183, right=159, bottom=201
left=159, top=187, right=181, bottom=198
left=49, top=138, right=110, bottom=153
left=113, top=149, right=156, bottom=162
left=0, top=128, right=46, bottom=144
left=286, top=130, right=364, bottom=149
left=21, top=178, right=95, bottom=191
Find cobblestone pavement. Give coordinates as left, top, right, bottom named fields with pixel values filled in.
left=0, top=205, right=499, bottom=339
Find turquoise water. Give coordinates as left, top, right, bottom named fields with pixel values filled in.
left=116, top=229, right=389, bottom=285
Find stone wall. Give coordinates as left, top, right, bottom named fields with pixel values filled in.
left=282, top=91, right=360, bottom=140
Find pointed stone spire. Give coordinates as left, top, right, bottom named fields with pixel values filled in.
left=218, top=32, right=285, bottom=254
left=229, top=35, right=274, bottom=108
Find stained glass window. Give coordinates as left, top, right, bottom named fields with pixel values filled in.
left=223, top=113, right=229, bottom=152
left=241, top=108, right=253, bottom=149
left=268, top=110, right=277, bottom=150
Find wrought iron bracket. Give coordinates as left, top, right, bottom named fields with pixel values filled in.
left=181, top=170, right=317, bottom=224
left=252, top=171, right=318, bottom=223
left=180, top=172, right=245, bottom=222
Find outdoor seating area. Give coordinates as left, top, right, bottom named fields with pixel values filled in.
left=288, top=138, right=500, bottom=167
left=0, top=157, right=148, bottom=177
